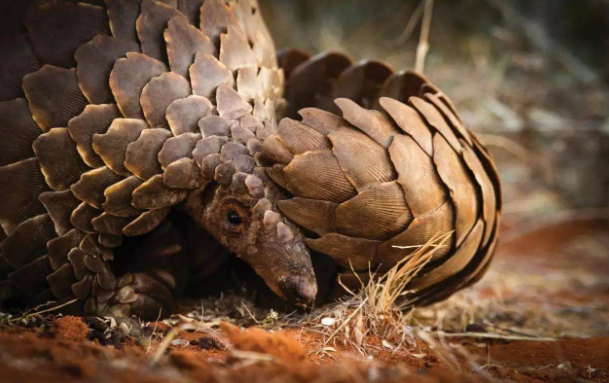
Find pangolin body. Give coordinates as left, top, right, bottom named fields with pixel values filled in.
left=0, top=0, right=501, bottom=319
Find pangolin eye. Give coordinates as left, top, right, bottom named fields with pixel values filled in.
left=226, top=210, right=242, bottom=225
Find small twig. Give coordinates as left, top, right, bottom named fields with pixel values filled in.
left=10, top=298, right=78, bottom=324
left=146, top=309, right=164, bottom=354
left=394, top=0, right=426, bottom=45
left=241, top=302, right=260, bottom=325
left=230, top=350, right=274, bottom=362
left=149, top=327, right=178, bottom=365
left=392, top=244, right=448, bottom=249
left=434, top=331, right=558, bottom=342
left=323, top=297, right=368, bottom=346
left=475, top=133, right=538, bottom=164
left=414, top=0, right=434, bottom=73
left=485, top=0, right=599, bottom=84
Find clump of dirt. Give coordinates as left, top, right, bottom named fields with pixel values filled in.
left=221, top=322, right=306, bottom=363
left=51, top=316, right=89, bottom=342
left=1, top=216, right=608, bottom=383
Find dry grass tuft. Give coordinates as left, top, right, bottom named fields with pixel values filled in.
left=300, top=232, right=453, bottom=356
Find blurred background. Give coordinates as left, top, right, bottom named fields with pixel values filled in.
left=252, top=0, right=609, bottom=337
left=260, top=0, right=609, bottom=235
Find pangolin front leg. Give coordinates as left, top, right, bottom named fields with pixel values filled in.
left=107, top=220, right=189, bottom=319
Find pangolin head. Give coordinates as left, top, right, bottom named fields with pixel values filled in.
left=182, top=147, right=317, bottom=306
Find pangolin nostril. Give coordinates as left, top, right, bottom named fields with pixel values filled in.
left=279, top=277, right=317, bottom=305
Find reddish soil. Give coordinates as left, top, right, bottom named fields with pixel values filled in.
left=0, top=217, right=608, bottom=383
left=1, top=319, right=607, bottom=383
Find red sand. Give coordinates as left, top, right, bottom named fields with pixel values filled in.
left=0, top=218, right=608, bottom=383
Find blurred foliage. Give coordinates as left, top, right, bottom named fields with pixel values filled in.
left=260, top=0, right=609, bottom=212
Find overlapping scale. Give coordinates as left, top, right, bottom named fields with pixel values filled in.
left=335, top=182, right=412, bottom=241
left=0, top=158, right=48, bottom=234
left=71, top=167, right=123, bottom=209
left=125, top=128, right=173, bottom=180
left=166, top=95, right=214, bottom=135
left=0, top=99, right=42, bottom=166
left=306, top=234, right=380, bottom=271
left=328, top=128, right=396, bottom=191
left=75, top=35, right=140, bottom=105
left=165, top=16, right=216, bottom=78
left=388, top=134, right=448, bottom=216
left=0, top=34, right=40, bottom=102
left=33, top=128, right=90, bottom=191
left=68, top=104, right=122, bottom=168
left=110, top=52, right=167, bottom=119
left=273, top=52, right=501, bottom=306
left=277, top=198, right=337, bottom=236
left=25, top=1, right=109, bottom=68
left=334, top=98, right=398, bottom=148
left=140, top=72, right=191, bottom=129
left=190, top=53, right=234, bottom=99
left=23, top=66, right=88, bottom=132
left=1, top=214, right=55, bottom=269
left=433, top=134, right=478, bottom=246
left=102, top=176, right=146, bottom=218
left=137, top=0, right=186, bottom=64
left=93, top=118, right=149, bottom=177
left=39, top=190, right=81, bottom=236
left=333, top=61, right=394, bottom=109
left=106, top=0, right=177, bottom=43
left=281, top=150, right=357, bottom=203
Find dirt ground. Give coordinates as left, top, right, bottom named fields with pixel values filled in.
left=0, top=213, right=608, bottom=383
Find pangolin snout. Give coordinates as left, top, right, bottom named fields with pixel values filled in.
left=278, top=276, right=317, bottom=305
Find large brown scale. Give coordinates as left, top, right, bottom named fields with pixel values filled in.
left=0, top=0, right=501, bottom=319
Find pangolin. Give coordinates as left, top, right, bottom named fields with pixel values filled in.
left=0, top=0, right=501, bottom=319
